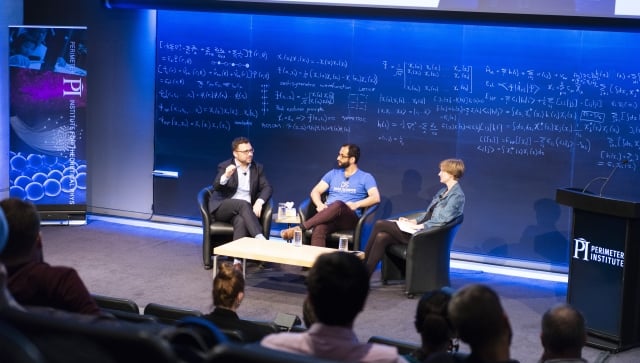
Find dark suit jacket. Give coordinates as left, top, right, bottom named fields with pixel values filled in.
left=204, top=307, right=279, bottom=343
left=208, top=158, right=272, bottom=215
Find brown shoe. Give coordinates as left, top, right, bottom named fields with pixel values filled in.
left=280, top=226, right=301, bottom=240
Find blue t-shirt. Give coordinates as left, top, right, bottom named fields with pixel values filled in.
left=322, top=169, right=377, bottom=206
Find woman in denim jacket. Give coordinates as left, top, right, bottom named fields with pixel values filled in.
left=363, top=159, right=465, bottom=277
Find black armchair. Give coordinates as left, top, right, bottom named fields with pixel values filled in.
left=382, top=214, right=464, bottom=298
left=298, top=195, right=378, bottom=251
left=197, top=186, right=273, bottom=269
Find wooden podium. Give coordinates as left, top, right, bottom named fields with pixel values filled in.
left=556, top=188, right=640, bottom=352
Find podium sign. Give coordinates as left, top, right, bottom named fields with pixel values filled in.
left=556, top=188, right=640, bottom=352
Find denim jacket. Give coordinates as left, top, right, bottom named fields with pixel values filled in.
left=416, top=182, right=465, bottom=231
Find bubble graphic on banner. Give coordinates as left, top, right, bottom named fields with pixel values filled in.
left=9, top=186, right=27, bottom=200
left=27, top=154, right=44, bottom=169
left=44, top=179, right=62, bottom=197
left=10, top=154, right=27, bottom=171
left=48, top=169, right=63, bottom=181
left=14, top=175, right=32, bottom=189
left=25, top=182, right=45, bottom=201
left=60, top=175, right=78, bottom=193
left=8, top=151, right=87, bottom=202
left=32, top=172, right=48, bottom=184
left=44, top=155, right=59, bottom=167
left=76, top=172, right=87, bottom=190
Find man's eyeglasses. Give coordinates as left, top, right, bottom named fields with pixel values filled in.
left=338, top=154, right=350, bottom=159
left=236, top=149, right=254, bottom=154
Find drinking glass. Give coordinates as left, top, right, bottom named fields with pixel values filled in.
left=293, top=230, right=303, bottom=247
left=338, top=236, right=348, bottom=251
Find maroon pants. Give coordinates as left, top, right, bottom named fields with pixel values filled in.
left=363, top=219, right=411, bottom=277
left=303, top=201, right=359, bottom=247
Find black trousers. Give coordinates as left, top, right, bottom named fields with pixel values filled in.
left=363, top=219, right=411, bottom=277
left=213, top=199, right=263, bottom=240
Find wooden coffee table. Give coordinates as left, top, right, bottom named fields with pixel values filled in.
left=212, top=237, right=362, bottom=277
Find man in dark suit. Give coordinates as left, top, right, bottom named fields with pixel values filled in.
left=209, top=137, right=272, bottom=247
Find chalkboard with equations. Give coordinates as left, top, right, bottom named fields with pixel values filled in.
left=154, top=11, right=640, bottom=266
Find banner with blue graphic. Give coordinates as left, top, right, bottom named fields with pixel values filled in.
left=8, top=26, right=87, bottom=221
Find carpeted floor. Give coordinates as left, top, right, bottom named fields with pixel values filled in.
left=40, top=217, right=640, bottom=363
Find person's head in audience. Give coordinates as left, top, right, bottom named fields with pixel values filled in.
left=0, top=198, right=43, bottom=267
left=0, top=206, right=25, bottom=311
left=0, top=197, right=101, bottom=315
left=447, top=284, right=514, bottom=362
left=302, top=296, right=317, bottom=328
left=307, top=251, right=369, bottom=327
left=409, top=289, right=455, bottom=362
left=539, top=303, right=586, bottom=362
left=0, top=204, right=7, bottom=253
left=261, top=251, right=405, bottom=362
left=212, top=261, right=245, bottom=311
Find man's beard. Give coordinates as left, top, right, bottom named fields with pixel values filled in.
left=338, top=160, right=350, bottom=169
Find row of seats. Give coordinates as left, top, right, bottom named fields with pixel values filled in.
left=91, top=294, right=289, bottom=343
left=198, top=185, right=465, bottom=299
left=92, top=293, right=423, bottom=360
left=93, top=293, right=201, bottom=323
left=1, top=292, right=350, bottom=363
left=0, top=305, right=341, bottom=363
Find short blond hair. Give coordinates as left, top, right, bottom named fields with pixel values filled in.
left=440, top=159, right=465, bottom=180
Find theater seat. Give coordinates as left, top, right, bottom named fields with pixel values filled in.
left=206, top=342, right=341, bottom=363
left=92, top=293, right=157, bottom=323
left=143, top=303, right=203, bottom=325
left=0, top=320, right=46, bottom=363
left=92, top=294, right=140, bottom=314
left=367, top=335, right=419, bottom=355
left=382, top=214, right=464, bottom=298
left=198, top=186, right=273, bottom=270
left=0, top=307, right=178, bottom=363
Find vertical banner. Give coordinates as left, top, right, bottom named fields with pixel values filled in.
left=8, top=26, right=87, bottom=223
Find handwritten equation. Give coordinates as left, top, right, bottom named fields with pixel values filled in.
left=155, top=41, right=640, bottom=168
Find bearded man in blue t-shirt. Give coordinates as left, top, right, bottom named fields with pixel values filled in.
left=281, top=144, right=380, bottom=247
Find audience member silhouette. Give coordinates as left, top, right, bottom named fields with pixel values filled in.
left=406, top=289, right=456, bottom=363
left=0, top=198, right=101, bottom=315
left=301, top=296, right=317, bottom=329
left=0, top=208, right=24, bottom=311
left=203, top=261, right=277, bottom=342
left=261, top=251, right=407, bottom=362
left=539, top=303, right=587, bottom=363
left=427, top=283, right=519, bottom=363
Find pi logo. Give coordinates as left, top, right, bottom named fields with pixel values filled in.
left=573, top=237, right=590, bottom=261
left=340, top=181, right=350, bottom=188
